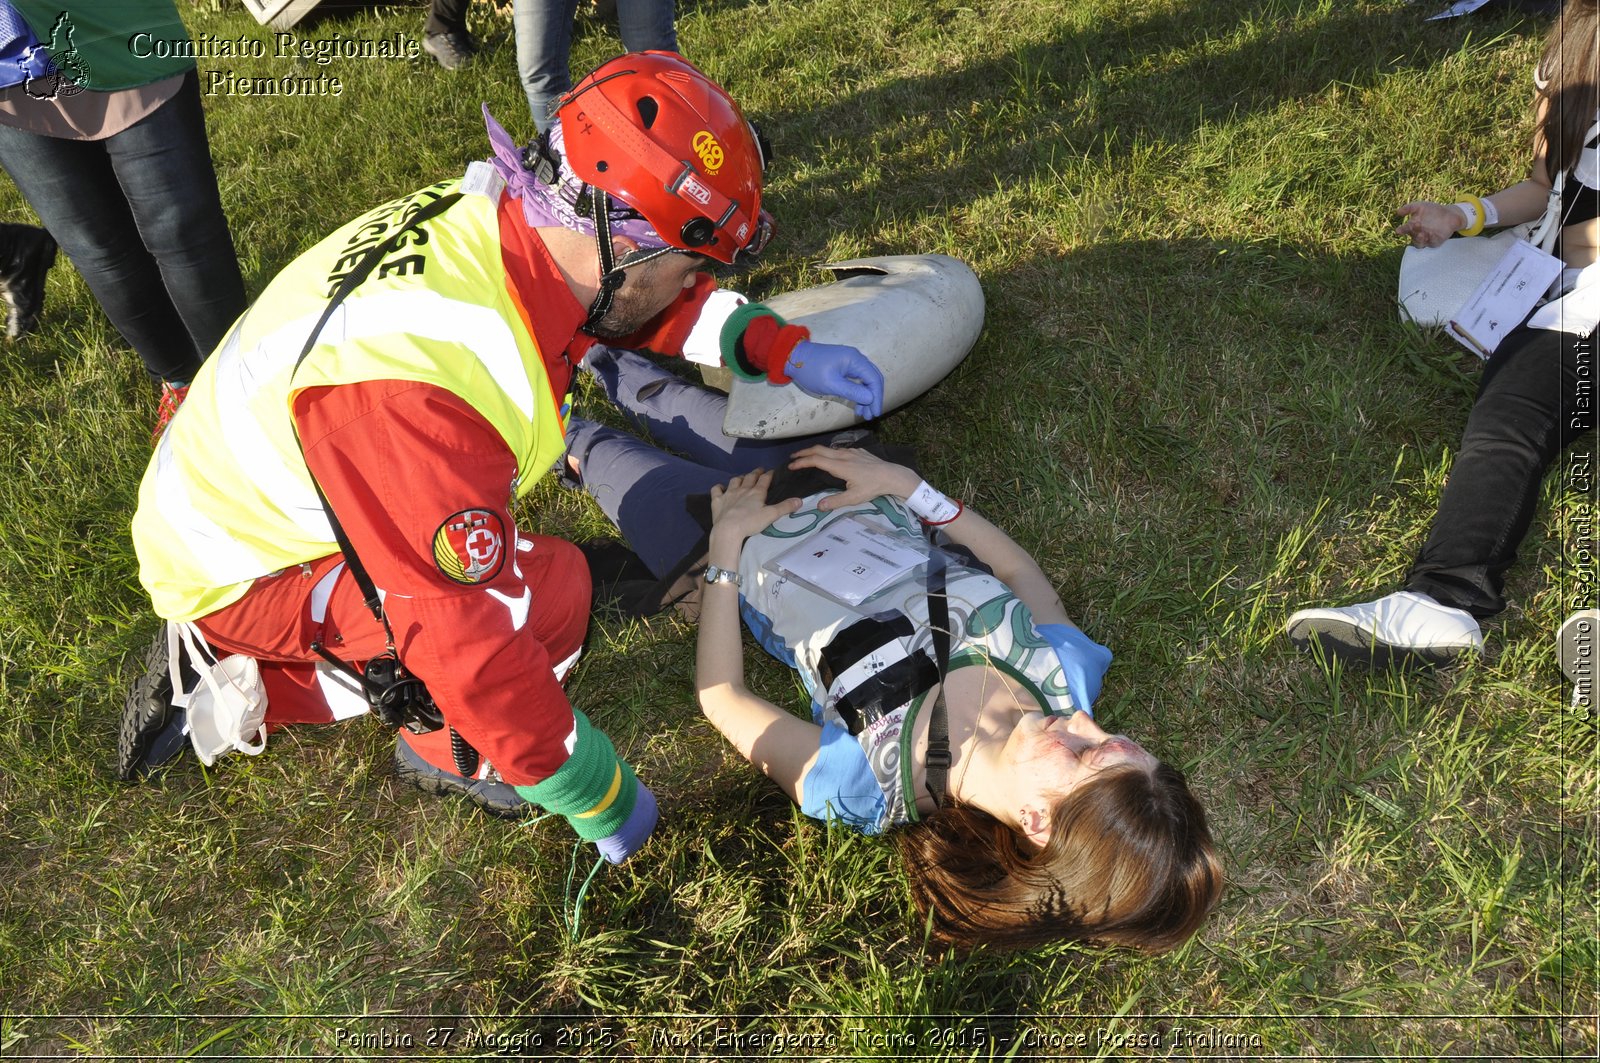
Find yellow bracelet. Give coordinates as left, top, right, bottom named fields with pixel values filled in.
left=1455, top=193, right=1486, bottom=237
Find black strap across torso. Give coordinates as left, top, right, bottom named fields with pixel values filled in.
left=922, top=546, right=952, bottom=808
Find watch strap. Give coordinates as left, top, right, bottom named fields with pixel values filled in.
left=703, top=564, right=742, bottom=587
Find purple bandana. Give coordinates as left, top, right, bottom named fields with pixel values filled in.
left=482, top=103, right=671, bottom=251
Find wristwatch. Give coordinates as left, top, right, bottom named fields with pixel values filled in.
left=703, top=564, right=742, bottom=588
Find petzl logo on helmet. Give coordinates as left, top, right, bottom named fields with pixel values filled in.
left=692, top=130, right=724, bottom=174
left=433, top=509, right=505, bottom=585
left=679, top=175, right=712, bottom=207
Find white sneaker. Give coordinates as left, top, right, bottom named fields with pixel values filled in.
left=1558, top=608, right=1599, bottom=708
left=1286, top=591, right=1484, bottom=670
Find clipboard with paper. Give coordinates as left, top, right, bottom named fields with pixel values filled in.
left=769, top=515, right=925, bottom=606
left=1446, top=238, right=1565, bottom=358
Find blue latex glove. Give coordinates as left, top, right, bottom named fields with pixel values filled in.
left=1036, top=623, right=1113, bottom=716
left=784, top=339, right=885, bottom=420
left=592, top=779, right=658, bottom=865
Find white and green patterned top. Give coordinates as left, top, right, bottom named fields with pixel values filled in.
left=735, top=490, right=1077, bottom=833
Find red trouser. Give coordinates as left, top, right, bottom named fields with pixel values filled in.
left=194, top=535, right=590, bottom=774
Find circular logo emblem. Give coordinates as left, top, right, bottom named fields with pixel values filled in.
left=432, top=509, right=505, bottom=585
left=692, top=130, right=725, bottom=175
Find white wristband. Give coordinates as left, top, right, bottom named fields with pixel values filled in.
left=906, top=480, right=959, bottom=524
left=1453, top=200, right=1480, bottom=232
left=1481, top=197, right=1499, bottom=227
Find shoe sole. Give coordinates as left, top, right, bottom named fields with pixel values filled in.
left=1286, top=614, right=1473, bottom=671
left=117, top=634, right=181, bottom=780
left=392, top=746, right=531, bottom=819
left=1558, top=611, right=1598, bottom=702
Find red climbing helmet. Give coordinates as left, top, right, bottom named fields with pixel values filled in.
left=556, top=51, right=773, bottom=266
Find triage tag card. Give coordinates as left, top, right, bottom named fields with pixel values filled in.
left=772, top=516, right=925, bottom=606
left=1448, top=238, right=1564, bottom=358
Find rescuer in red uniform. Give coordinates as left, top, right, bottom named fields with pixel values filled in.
left=124, top=52, right=885, bottom=866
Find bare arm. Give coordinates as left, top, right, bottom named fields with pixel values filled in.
left=1395, top=93, right=1556, bottom=247
left=695, top=471, right=821, bottom=803
left=931, top=505, right=1073, bottom=627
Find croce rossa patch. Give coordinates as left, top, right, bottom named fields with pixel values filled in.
left=433, top=508, right=505, bottom=584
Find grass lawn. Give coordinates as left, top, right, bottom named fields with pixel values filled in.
left=0, top=0, right=1595, bottom=1058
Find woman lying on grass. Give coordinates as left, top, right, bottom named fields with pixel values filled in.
left=568, top=347, right=1223, bottom=953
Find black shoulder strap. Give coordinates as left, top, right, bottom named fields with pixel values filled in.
left=289, top=191, right=463, bottom=629
left=923, top=545, right=952, bottom=808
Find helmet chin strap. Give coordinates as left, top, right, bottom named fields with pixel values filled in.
left=579, top=185, right=681, bottom=333
left=583, top=185, right=626, bottom=333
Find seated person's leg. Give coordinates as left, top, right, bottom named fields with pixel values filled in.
left=1288, top=325, right=1585, bottom=668
left=1406, top=325, right=1586, bottom=614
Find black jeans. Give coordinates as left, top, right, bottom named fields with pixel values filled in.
left=0, top=70, right=245, bottom=382
left=1406, top=322, right=1596, bottom=617
left=426, top=0, right=472, bottom=35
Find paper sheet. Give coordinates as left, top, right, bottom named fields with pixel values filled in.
left=1447, top=238, right=1564, bottom=358
left=771, top=516, right=925, bottom=606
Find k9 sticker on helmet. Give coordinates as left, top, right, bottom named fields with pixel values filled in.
left=433, top=509, right=505, bottom=585
left=692, top=130, right=724, bottom=174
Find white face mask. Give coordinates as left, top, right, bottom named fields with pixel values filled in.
left=168, top=623, right=268, bottom=766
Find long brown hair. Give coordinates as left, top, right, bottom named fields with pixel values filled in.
left=896, top=762, right=1223, bottom=953
left=1537, top=0, right=1600, bottom=178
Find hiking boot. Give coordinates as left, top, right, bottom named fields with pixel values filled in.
left=118, top=631, right=190, bottom=780
left=0, top=222, right=55, bottom=339
left=392, top=735, right=530, bottom=818
left=152, top=381, right=188, bottom=444
left=422, top=30, right=474, bottom=70
left=1286, top=590, right=1484, bottom=670
left=1558, top=608, right=1599, bottom=708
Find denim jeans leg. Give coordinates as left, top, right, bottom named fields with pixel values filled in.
left=583, top=346, right=808, bottom=473
left=615, top=0, right=676, bottom=53
left=1406, top=325, right=1591, bottom=617
left=0, top=128, right=186, bottom=380
left=567, top=417, right=727, bottom=577
left=105, top=71, right=246, bottom=367
left=514, top=0, right=580, bottom=132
